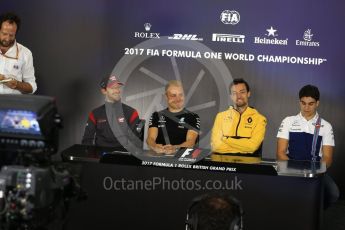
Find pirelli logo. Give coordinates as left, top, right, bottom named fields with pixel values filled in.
left=212, top=33, right=245, bottom=43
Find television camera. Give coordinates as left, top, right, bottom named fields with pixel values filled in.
left=0, top=94, right=82, bottom=230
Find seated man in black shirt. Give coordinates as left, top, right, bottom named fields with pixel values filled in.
left=146, top=80, right=200, bottom=154
left=82, top=75, right=142, bottom=149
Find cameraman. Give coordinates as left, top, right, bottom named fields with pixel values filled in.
left=185, top=193, right=244, bottom=230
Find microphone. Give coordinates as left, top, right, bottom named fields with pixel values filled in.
left=136, top=119, right=145, bottom=134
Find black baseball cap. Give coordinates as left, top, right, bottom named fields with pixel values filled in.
left=100, top=75, right=124, bottom=89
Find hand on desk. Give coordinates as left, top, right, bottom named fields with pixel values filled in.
left=152, top=144, right=178, bottom=155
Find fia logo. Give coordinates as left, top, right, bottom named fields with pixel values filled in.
left=220, top=10, right=240, bottom=25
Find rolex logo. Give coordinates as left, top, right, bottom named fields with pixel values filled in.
left=144, top=23, right=152, bottom=32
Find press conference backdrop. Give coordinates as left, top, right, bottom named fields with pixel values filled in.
left=2, top=0, right=345, bottom=197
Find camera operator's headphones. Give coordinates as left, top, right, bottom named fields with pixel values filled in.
left=185, top=193, right=244, bottom=230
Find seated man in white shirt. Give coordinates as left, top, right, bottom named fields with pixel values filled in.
left=0, top=12, right=37, bottom=94
left=277, top=84, right=339, bottom=209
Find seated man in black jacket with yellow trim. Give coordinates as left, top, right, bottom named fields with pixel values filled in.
left=211, top=78, right=267, bottom=163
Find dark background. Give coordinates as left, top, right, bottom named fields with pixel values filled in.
left=2, top=0, right=345, bottom=197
